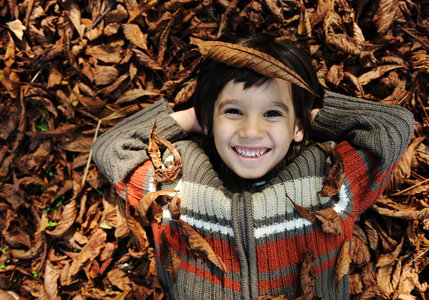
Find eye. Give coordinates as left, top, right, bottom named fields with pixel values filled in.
left=225, top=108, right=242, bottom=115
left=264, top=110, right=282, bottom=117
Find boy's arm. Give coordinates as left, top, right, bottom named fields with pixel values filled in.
left=310, top=91, right=414, bottom=174
left=309, top=91, right=414, bottom=212
left=92, top=99, right=187, bottom=185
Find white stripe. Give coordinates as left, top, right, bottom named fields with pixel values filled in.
left=162, top=210, right=234, bottom=236
left=255, top=184, right=350, bottom=239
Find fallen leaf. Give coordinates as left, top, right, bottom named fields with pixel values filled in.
left=335, top=239, right=351, bottom=286
left=122, top=23, right=148, bottom=51
left=7, top=19, right=26, bottom=40
left=195, top=40, right=316, bottom=95
left=178, top=219, right=227, bottom=273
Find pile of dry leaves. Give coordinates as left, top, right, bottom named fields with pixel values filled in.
left=1, top=0, right=429, bottom=299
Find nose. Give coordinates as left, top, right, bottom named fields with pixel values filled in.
left=238, top=118, right=264, bottom=139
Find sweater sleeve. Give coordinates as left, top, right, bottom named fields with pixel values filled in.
left=92, top=99, right=188, bottom=185
left=310, top=91, right=414, bottom=174
left=309, top=91, right=414, bottom=213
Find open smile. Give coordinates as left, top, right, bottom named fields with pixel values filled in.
left=232, top=146, right=271, bottom=158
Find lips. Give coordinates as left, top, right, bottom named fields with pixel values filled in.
left=233, top=146, right=271, bottom=158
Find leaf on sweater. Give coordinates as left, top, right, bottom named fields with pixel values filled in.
left=314, top=207, right=343, bottom=235
left=314, top=142, right=345, bottom=197
left=136, top=190, right=177, bottom=224
left=300, top=249, right=315, bottom=297
left=335, top=239, right=351, bottom=287
left=160, top=230, right=182, bottom=281
left=169, top=193, right=181, bottom=220
left=177, top=219, right=228, bottom=274
left=287, top=195, right=342, bottom=235
left=195, top=40, right=316, bottom=95
left=149, top=120, right=183, bottom=185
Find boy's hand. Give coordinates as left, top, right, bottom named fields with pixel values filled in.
left=170, top=108, right=203, bottom=134
left=310, top=108, right=320, bottom=124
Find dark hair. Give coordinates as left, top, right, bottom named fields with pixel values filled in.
left=193, top=34, right=322, bottom=163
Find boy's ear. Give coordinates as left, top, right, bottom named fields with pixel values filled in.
left=293, top=119, right=304, bottom=142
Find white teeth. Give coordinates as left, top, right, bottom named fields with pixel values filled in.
left=235, top=147, right=267, bottom=158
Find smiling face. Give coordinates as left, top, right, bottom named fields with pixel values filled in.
left=212, top=78, right=304, bottom=180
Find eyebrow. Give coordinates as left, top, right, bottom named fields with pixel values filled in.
left=217, top=99, right=291, bottom=113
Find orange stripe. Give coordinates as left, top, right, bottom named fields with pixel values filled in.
left=115, top=160, right=153, bottom=208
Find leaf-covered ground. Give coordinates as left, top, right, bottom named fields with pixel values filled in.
left=1, top=0, right=429, bottom=299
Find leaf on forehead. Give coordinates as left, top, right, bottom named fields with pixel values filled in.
left=178, top=219, right=228, bottom=273
left=314, top=142, right=345, bottom=197
left=196, top=40, right=316, bottom=95
left=335, top=239, right=351, bottom=287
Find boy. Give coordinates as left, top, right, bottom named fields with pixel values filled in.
left=92, top=35, right=414, bottom=299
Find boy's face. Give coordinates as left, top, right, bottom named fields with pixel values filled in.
left=212, top=78, right=304, bottom=180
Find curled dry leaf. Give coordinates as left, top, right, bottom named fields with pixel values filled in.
left=335, top=239, right=351, bottom=287
left=315, top=207, right=343, bottom=235
left=160, top=230, right=182, bottom=281
left=136, top=190, right=176, bottom=224
left=376, top=238, right=403, bottom=268
left=195, top=40, right=316, bottom=95
left=287, top=195, right=342, bottom=235
left=177, top=219, right=228, bottom=273
left=314, top=142, right=345, bottom=197
left=7, top=19, right=26, bottom=40
left=148, top=120, right=183, bottom=185
left=122, top=23, right=148, bottom=51
left=46, top=200, right=77, bottom=238
left=300, top=249, right=315, bottom=297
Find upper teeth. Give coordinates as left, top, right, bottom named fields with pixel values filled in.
left=235, top=147, right=267, bottom=157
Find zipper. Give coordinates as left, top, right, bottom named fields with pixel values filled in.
left=234, top=181, right=265, bottom=299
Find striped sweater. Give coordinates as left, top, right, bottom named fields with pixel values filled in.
left=92, top=91, right=414, bottom=299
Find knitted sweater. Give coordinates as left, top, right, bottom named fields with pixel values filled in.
left=92, top=91, right=414, bottom=299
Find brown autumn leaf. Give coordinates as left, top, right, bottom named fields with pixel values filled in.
left=300, top=249, right=315, bottom=297
left=115, top=89, right=159, bottom=104
left=359, top=65, right=404, bottom=86
left=177, top=219, right=228, bottom=273
left=350, top=234, right=371, bottom=266
left=314, top=207, right=343, bottom=235
left=335, top=239, right=351, bottom=287
left=93, top=65, right=119, bottom=86
left=314, top=142, right=345, bottom=197
left=122, top=23, right=148, bottom=51
left=373, top=0, right=399, bottom=36
left=136, top=190, right=177, bottom=224
left=66, top=228, right=107, bottom=282
left=7, top=19, right=26, bottom=40
left=85, top=44, right=124, bottom=63
left=160, top=230, right=182, bottom=281
left=148, top=120, right=183, bottom=184
left=46, top=200, right=77, bottom=238
left=376, top=237, right=404, bottom=268
left=385, top=137, right=425, bottom=193
left=169, top=193, right=181, bottom=220
left=133, top=48, right=164, bottom=70
left=195, top=40, right=316, bottom=95
left=44, top=261, right=60, bottom=300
